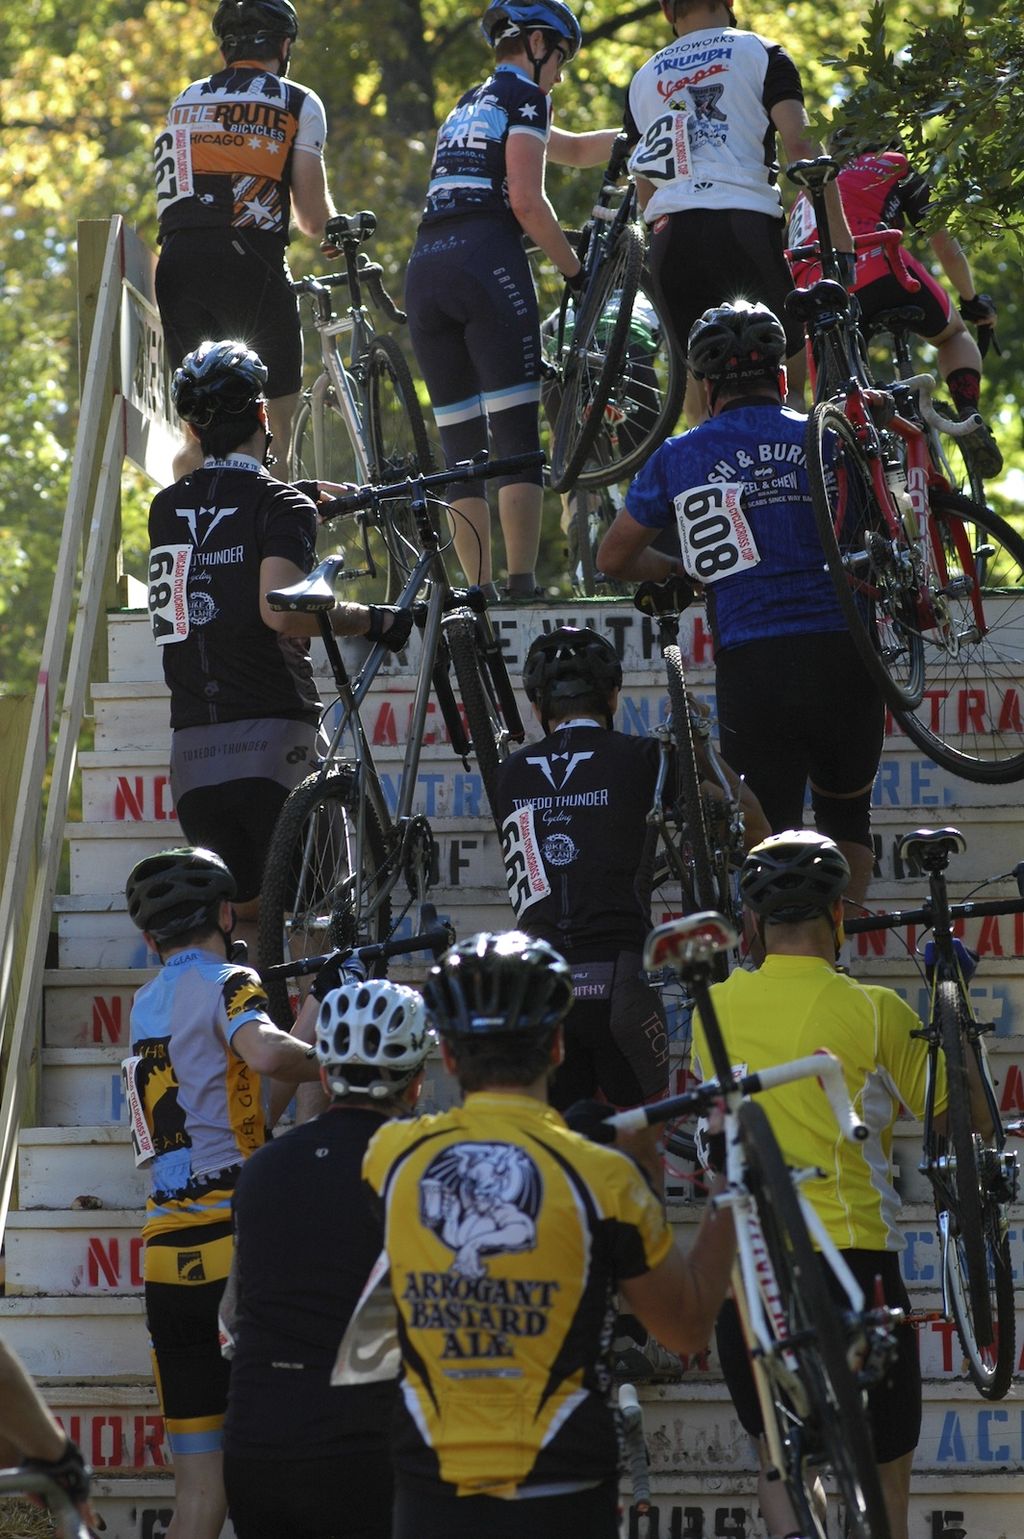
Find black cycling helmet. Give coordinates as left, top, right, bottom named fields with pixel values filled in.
left=739, top=831, right=850, bottom=923
left=171, top=340, right=268, bottom=429
left=213, top=0, right=298, bottom=46
left=125, top=847, right=236, bottom=943
left=522, top=626, right=622, bottom=729
left=480, top=0, right=582, bottom=57
left=423, top=931, right=573, bottom=1039
left=686, top=301, right=788, bottom=384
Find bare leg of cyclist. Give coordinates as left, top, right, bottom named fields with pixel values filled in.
left=266, top=391, right=299, bottom=483
left=498, top=481, right=543, bottom=594
left=232, top=896, right=262, bottom=969
left=835, top=840, right=874, bottom=908
left=784, top=348, right=807, bottom=411
left=755, top=1435, right=825, bottom=1536
left=931, top=317, right=983, bottom=386
left=166, top=1449, right=227, bottom=1539
left=449, top=495, right=494, bottom=588
left=683, top=371, right=708, bottom=426
left=877, top=1451, right=912, bottom=1539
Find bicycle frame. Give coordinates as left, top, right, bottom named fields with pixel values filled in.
left=552, top=136, right=637, bottom=365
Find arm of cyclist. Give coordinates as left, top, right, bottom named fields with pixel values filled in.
left=507, top=132, right=582, bottom=280
left=927, top=230, right=996, bottom=330
left=289, top=145, right=338, bottom=243
left=0, top=1338, right=95, bottom=1523
left=597, top=507, right=685, bottom=583
left=260, top=555, right=413, bottom=651
left=619, top=1170, right=734, bottom=1355
left=231, top=1013, right=322, bottom=1082
left=772, top=101, right=854, bottom=260
left=547, top=124, right=620, bottom=168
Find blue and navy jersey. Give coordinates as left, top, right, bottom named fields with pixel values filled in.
left=625, top=401, right=843, bottom=650
left=421, top=65, right=551, bottom=226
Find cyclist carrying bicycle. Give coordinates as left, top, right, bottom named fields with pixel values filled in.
left=123, top=846, right=324, bottom=1539
left=404, top=1, right=617, bottom=601
left=362, top=930, right=735, bottom=1539
left=222, top=979, right=432, bottom=1539
left=154, top=1, right=342, bottom=476
left=149, top=339, right=412, bottom=960
left=597, top=301, right=883, bottom=903
left=693, top=831, right=945, bottom=1539
left=788, top=135, right=1002, bottom=476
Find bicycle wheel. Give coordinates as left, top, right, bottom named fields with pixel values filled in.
left=572, top=278, right=685, bottom=492
left=289, top=384, right=360, bottom=489
left=892, top=492, right=1024, bottom=782
left=944, top=1164, right=1016, bottom=1400
left=739, top=1099, right=891, bottom=1539
left=806, top=402, right=926, bottom=711
left=550, top=221, right=645, bottom=493
left=930, top=403, right=986, bottom=504
left=933, top=981, right=995, bottom=1349
left=446, top=614, right=509, bottom=823
left=365, top=334, right=435, bottom=602
left=257, top=766, right=392, bottom=1028
left=665, top=648, right=719, bottom=915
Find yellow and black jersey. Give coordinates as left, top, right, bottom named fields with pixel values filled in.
left=694, top=955, right=948, bottom=1250
left=126, top=948, right=270, bottom=1249
left=363, top=1092, right=672, bottom=1497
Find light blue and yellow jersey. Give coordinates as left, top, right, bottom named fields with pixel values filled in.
left=694, top=955, right=947, bottom=1250
left=363, top=1092, right=672, bottom=1497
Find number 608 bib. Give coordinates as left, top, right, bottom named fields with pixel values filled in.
left=674, top=481, right=760, bottom=584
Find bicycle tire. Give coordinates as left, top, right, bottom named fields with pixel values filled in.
left=446, top=614, right=508, bottom=823
left=257, top=766, right=391, bottom=1028
left=944, top=1159, right=1016, bottom=1400
left=934, top=980, right=994, bottom=1349
left=572, top=277, right=686, bottom=491
left=365, top=334, right=435, bottom=602
left=550, top=220, right=645, bottom=493
left=739, top=1099, right=892, bottom=1539
left=806, top=401, right=926, bottom=711
left=892, top=491, right=1024, bottom=782
left=665, top=648, right=720, bottom=918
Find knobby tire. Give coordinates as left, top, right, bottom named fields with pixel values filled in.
left=365, top=334, right=435, bottom=602
left=447, top=615, right=507, bottom=824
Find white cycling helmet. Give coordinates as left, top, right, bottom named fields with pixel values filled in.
left=316, top=980, right=432, bottom=1100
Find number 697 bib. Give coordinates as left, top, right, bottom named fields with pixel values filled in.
left=674, top=481, right=760, bottom=584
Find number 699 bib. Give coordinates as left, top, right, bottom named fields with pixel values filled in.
left=674, top=481, right=760, bottom=584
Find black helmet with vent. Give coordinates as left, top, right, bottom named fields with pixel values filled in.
left=522, top=626, right=622, bottom=729
left=125, top=847, right=236, bottom=943
left=686, top=301, right=788, bottom=384
left=213, top=0, right=298, bottom=46
left=739, top=831, right=850, bottom=923
left=423, top=932, right=573, bottom=1039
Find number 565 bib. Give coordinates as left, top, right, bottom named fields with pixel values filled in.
left=674, top=481, right=760, bottom=584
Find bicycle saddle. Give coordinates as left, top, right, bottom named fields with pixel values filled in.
left=866, top=306, right=926, bottom=340
left=265, top=554, right=345, bottom=613
left=896, top=826, right=967, bottom=871
left=785, top=156, right=840, bottom=192
left=784, top=279, right=850, bottom=322
left=633, top=575, right=697, bottom=619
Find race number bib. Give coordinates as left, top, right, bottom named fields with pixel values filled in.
left=148, top=543, right=192, bottom=645
left=153, top=127, right=193, bottom=219
left=120, top=1056, right=157, bottom=1168
left=627, top=110, right=692, bottom=184
left=674, top=482, right=760, bottom=584
left=500, top=805, right=551, bottom=918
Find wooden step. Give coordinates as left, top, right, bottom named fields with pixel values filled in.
left=0, top=1296, right=150, bottom=1378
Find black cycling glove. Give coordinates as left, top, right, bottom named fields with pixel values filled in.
left=311, top=952, right=368, bottom=1003
left=835, top=250, right=857, bottom=289
left=366, top=605, right=414, bottom=653
left=960, top=292, right=997, bottom=325
left=563, top=1098, right=617, bottom=1145
left=22, top=1440, right=91, bottom=1506
left=563, top=268, right=586, bottom=300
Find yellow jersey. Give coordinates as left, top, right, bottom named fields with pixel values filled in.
left=693, top=955, right=947, bottom=1250
left=363, top=1091, right=672, bottom=1497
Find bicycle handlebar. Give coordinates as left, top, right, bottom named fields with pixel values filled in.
left=259, top=906, right=454, bottom=981
left=292, top=261, right=406, bottom=324
left=0, top=1468, right=94, bottom=1539
left=844, top=894, right=1024, bottom=936
left=319, top=451, right=547, bottom=520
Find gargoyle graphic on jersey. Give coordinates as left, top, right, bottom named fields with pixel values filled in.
left=418, top=1142, right=542, bottom=1281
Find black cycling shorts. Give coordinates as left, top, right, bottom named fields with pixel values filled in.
left=715, top=1248, right=920, bottom=1464
left=550, top=952, right=669, bottom=1112
left=175, top=776, right=292, bottom=903
left=392, top=1479, right=619, bottom=1539
left=156, top=229, right=303, bottom=397
left=225, top=1448, right=393, bottom=1539
left=857, top=262, right=954, bottom=342
left=406, top=216, right=544, bottom=501
left=145, top=1222, right=234, bottom=1455
left=715, top=631, right=884, bottom=844
left=649, top=208, right=805, bottom=362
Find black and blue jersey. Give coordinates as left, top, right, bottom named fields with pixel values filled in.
left=421, top=64, right=551, bottom=226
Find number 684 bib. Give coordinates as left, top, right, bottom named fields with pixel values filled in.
left=674, top=481, right=760, bottom=584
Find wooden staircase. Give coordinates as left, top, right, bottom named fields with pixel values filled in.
left=3, top=600, right=1022, bottom=1539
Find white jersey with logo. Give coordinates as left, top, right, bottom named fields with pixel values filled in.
left=624, top=26, right=803, bottom=223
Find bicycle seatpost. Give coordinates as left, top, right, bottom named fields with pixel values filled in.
left=785, top=156, right=842, bottom=283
